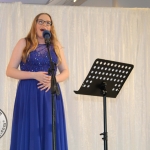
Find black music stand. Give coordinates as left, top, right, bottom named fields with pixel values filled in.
left=74, top=58, right=134, bottom=150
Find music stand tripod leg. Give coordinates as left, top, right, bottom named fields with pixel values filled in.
left=100, top=82, right=108, bottom=150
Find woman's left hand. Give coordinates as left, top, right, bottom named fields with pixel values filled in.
left=37, top=76, right=51, bottom=92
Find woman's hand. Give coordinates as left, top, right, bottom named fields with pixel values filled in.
left=34, top=72, right=49, bottom=83
left=34, top=72, right=51, bottom=92
left=37, top=81, right=51, bottom=92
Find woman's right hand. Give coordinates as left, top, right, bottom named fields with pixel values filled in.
left=34, top=72, right=50, bottom=84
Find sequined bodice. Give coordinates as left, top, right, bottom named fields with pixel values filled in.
left=20, top=44, right=58, bottom=73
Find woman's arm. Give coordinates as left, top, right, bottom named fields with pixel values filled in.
left=6, top=38, right=50, bottom=83
left=6, top=38, right=34, bottom=79
left=56, top=43, right=69, bottom=82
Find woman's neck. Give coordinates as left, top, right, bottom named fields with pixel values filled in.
left=37, top=37, right=45, bottom=44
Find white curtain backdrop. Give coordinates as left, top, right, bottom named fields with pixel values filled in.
left=0, top=2, right=150, bottom=150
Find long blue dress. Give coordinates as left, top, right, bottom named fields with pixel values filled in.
left=10, top=44, right=68, bottom=150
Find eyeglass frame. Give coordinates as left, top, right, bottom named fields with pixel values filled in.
left=36, top=19, right=53, bottom=26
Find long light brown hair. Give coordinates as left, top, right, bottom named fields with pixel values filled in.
left=22, top=13, right=61, bottom=63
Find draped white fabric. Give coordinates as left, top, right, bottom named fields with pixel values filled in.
left=0, top=2, right=150, bottom=150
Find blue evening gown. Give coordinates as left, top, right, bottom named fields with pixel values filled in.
left=10, top=44, right=68, bottom=150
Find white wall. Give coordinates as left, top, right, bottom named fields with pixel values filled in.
left=117, top=0, right=150, bottom=7
left=0, top=0, right=49, bottom=4
left=81, top=0, right=112, bottom=7
left=81, top=0, right=150, bottom=7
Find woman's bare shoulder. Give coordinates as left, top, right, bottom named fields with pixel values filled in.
left=17, top=38, right=26, bottom=47
left=13, top=38, right=26, bottom=53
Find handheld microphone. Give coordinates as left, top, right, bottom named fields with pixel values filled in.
left=43, top=30, right=51, bottom=45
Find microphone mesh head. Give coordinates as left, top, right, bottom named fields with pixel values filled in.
left=43, top=30, right=51, bottom=39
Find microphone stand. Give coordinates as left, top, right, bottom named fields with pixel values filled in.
left=45, top=40, right=60, bottom=150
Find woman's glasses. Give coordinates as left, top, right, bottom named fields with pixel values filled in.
left=37, top=19, right=52, bottom=26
